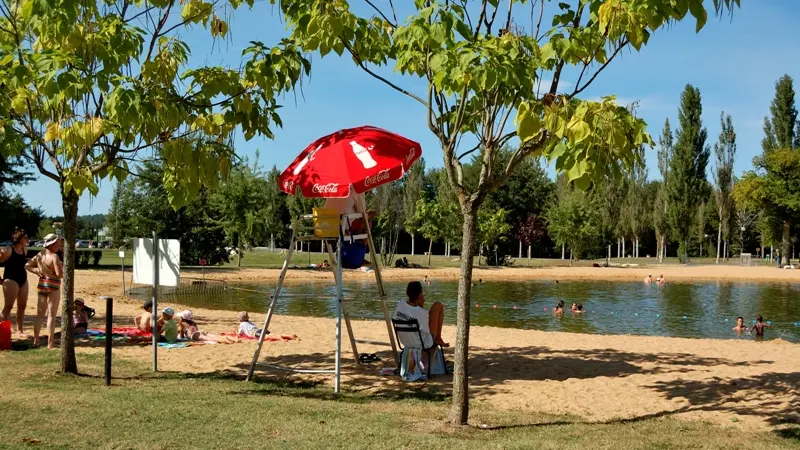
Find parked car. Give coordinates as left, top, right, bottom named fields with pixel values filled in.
left=75, top=240, right=89, bottom=248
left=99, top=241, right=112, bottom=248
left=0, top=241, right=11, bottom=247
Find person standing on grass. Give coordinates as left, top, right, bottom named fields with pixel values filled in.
left=393, top=281, right=448, bottom=348
left=0, top=228, right=30, bottom=336
left=25, top=234, right=63, bottom=348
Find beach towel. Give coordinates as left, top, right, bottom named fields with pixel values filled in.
left=221, top=332, right=298, bottom=342
left=399, top=347, right=445, bottom=382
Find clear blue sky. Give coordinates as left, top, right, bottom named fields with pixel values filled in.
left=16, top=0, right=800, bottom=218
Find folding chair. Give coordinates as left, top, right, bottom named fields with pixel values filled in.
left=391, top=318, right=442, bottom=378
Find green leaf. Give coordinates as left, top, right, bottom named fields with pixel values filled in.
left=516, top=105, right=542, bottom=143
left=567, top=120, right=591, bottom=144
left=573, top=173, right=591, bottom=191
left=688, top=0, right=708, bottom=32
left=540, top=43, right=555, bottom=61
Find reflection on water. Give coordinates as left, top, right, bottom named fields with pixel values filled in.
left=173, top=279, right=800, bottom=342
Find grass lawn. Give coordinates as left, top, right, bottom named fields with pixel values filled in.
left=2, top=349, right=798, bottom=449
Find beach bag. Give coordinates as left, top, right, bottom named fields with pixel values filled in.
left=399, top=346, right=445, bottom=381
left=0, top=320, right=11, bottom=350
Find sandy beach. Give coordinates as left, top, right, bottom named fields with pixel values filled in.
left=7, top=266, right=799, bottom=432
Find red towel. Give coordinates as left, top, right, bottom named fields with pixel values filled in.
left=220, top=332, right=297, bottom=342
left=90, top=327, right=152, bottom=337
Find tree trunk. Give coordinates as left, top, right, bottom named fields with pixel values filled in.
left=782, top=221, right=791, bottom=267
left=61, top=190, right=79, bottom=374
left=237, top=244, right=242, bottom=268
left=622, top=239, right=626, bottom=259
left=411, top=233, right=415, bottom=256
left=617, top=239, right=621, bottom=258
left=527, top=245, right=531, bottom=266
left=607, top=244, right=611, bottom=266
left=427, top=238, right=433, bottom=267
left=723, top=240, right=728, bottom=262
left=569, top=248, right=573, bottom=266
left=561, top=243, right=565, bottom=260
left=448, top=205, right=477, bottom=425
left=518, top=240, right=522, bottom=259
left=716, top=224, right=722, bottom=264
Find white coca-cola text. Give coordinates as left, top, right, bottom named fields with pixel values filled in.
left=364, top=169, right=391, bottom=187
left=312, top=183, right=339, bottom=194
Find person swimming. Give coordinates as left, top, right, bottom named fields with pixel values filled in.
left=575, top=303, right=584, bottom=313
left=732, top=316, right=746, bottom=333
left=644, top=274, right=652, bottom=284
left=656, top=274, right=665, bottom=285
left=750, top=315, right=771, bottom=337
left=571, top=302, right=578, bottom=312
left=553, top=301, right=564, bottom=315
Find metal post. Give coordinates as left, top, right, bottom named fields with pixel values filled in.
left=103, top=296, right=113, bottom=386
left=334, top=232, right=343, bottom=394
left=121, top=255, right=125, bottom=298
left=151, top=232, right=159, bottom=372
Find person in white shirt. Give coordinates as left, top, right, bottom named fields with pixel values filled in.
left=393, top=281, right=448, bottom=348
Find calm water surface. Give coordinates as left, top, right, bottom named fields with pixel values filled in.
left=174, top=279, right=800, bottom=342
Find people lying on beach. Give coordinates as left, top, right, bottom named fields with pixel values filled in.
left=393, top=281, right=448, bottom=348
left=134, top=300, right=157, bottom=332
left=157, top=307, right=179, bottom=343
left=644, top=274, right=652, bottom=284
left=732, top=316, right=747, bottom=333
left=236, top=311, right=268, bottom=339
left=72, top=298, right=95, bottom=335
left=750, top=315, right=771, bottom=337
left=177, top=310, right=234, bottom=344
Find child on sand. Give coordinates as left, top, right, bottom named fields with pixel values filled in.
left=750, top=315, right=771, bottom=337
left=72, top=298, right=95, bottom=334
left=134, top=300, right=155, bottom=332
left=732, top=316, right=746, bottom=333
left=178, top=310, right=234, bottom=343
left=158, top=307, right=179, bottom=343
left=236, top=311, right=268, bottom=339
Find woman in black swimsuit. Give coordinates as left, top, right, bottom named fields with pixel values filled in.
left=0, top=229, right=30, bottom=335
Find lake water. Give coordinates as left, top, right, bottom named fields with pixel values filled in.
left=166, top=279, right=800, bottom=342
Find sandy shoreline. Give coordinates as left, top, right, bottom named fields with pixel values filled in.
left=6, top=268, right=799, bottom=432
left=184, top=264, right=800, bottom=284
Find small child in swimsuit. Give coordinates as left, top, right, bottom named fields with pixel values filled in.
left=134, top=300, right=155, bottom=332
left=236, top=311, right=268, bottom=340
left=574, top=303, right=584, bottom=313
left=72, top=298, right=95, bottom=334
left=178, top=310, right=234, bottom=343
left=750, top=315, right=770, bottom=337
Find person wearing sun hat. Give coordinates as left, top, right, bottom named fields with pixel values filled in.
left=157, top=307, right=179, bottom=343
left=177, top=310, right=235, bottom=344
left=25, top=233, right=63, bottom=348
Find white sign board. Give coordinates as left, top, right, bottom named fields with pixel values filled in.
left=132, top=238, right=181, bottom=287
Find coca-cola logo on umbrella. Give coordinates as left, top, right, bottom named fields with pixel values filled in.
left=312, top=183, right=339, bottom=194
left=365, top=169, right=391, bottom=187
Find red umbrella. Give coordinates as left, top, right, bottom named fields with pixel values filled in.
left=279, top=126, right=421, bottom=198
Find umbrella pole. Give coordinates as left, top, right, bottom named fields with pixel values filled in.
left=334, top=232, right=344, bottom=394
left=326, top=241, right=359, bottom=363
left=362, top=211, right=400, bottom=366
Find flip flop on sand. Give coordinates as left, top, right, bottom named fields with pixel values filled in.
left=358, top=353, right=381, bottom=364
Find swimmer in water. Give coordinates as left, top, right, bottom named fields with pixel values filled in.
left=424, top=275, right=431, bottom=285
left=750, top=315, right=770, bottom=337
left=644, top=274, right=652, bottom=284
left=553, top=301, right=564, bottom=315
left=571, top=302, right=578, bottom=312
left=575, top=303, right=584, bottom=313
left=656, top=274, right=665, bottom=285
left=732, top=316, right=746, bottom=333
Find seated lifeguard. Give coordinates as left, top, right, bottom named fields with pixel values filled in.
left=393, top=281, right=448, bottom=348
left=324, top=191, right=374, bottom=234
